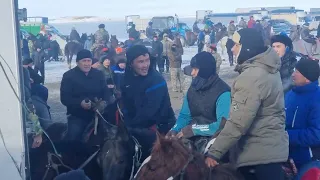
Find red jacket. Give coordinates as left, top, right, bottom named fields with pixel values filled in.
left=248, top=20, right=256, bottom=28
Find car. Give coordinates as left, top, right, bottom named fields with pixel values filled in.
left=268, top=19, right=292, bottom=36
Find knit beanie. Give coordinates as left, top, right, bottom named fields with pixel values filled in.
left=271, top=34, right=293, bottom=50
left=295, top=59, right=320, bottom=82
left=190, top=51, right=216, bottom=79
left=23, top=58, right=33, bottom=65
left=233, top=28, right=267, bottom=64
left=126, top=45, right=149, bottom=64
left=76, top=49, right=92, bottom=62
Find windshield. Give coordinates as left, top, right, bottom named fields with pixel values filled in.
left=152, top=18, right=169, bottom=30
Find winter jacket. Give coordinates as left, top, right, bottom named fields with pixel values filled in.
left=69, top=30, right=81, bottom=42
left=285, top=81, right=320, bottom=168
left=128, top=28, right=140, bottom=40
left=111, top=65, right=125, bottom=90
left=151, top=40, right=163, bottom=57
left=161, top=38, right=173, bottom=56
left=32, top=50, right=45, bottom=68
left=198, top=31, right=205, bottom=42
left=121, top=69, right=175, bottom=129
left=60, top=66, right=111, bottom=121
left=238, top=20, right=247, bottom=29
left=32, top=95, right=52, bottom=130
left=171, top=75, right=231, bottom=137
left=248, top=19, right=256, bottom=28
left=94, top=28, right=109, bottom=45
left=280, top=51, right=298, bottom=94
left=228, top=24, right=236, bottom=36
left=207, top=47, right=289, bottom=168
left=226, top=38, right=235, bottom=54
left=146, top=26, right=153, bottom=39
left=27, top=66, right=43, bottom=84
left=290, top=27, right=301, bottom=42
left=167, top=48, right=182, bottom=68
left=254, top=23, right=264, bottom=36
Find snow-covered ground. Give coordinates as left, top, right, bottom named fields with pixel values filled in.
left=45, top=45, right=238, bottom=122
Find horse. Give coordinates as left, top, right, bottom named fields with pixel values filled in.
left=185, top=30, right=197, bottom=47
left=29, top=122, right=103, bottom=180
left=293, top=39, right=320, bottom=60
left=134, top=133, right=244, bottom=180
left=110, top=35, right=119, bottom=49
left=64, top=33, right=87, bottom=69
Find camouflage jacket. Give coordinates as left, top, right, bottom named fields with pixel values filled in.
left=94, top=29, right=110, bottom=45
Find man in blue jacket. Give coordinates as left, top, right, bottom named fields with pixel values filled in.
left=121, top=45, right=176, bottom=160
left=166, top=52, right=231, bottom=153
left=285, top=58, right=320, bottom=169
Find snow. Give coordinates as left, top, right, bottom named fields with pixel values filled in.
left=50, top=16, right=123, bottom=24
left=44, top=42, right=234, bottom=85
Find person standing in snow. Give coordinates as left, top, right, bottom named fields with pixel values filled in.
left=228, top=21, right=237, bottom=37
left=151, top=35, right=163, bottom=72
left=146, top=21, right=154, bottom=39
left=168, top=44, right=183, bottom=92
left=238, top=17, right=247, bottom=29
left=226, top=36, right=235, bottom=66
left=247, top=16, right=256, bottom=28
left=84, top=36, right=93, bottom=51
left=209, top=45, right=223, bottom=74
left=161, top=33, right=173, bottom=73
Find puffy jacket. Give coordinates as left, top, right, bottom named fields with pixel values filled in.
left=280, top=51, right=298, bottom=94
left=285, top=81, right=320, bottom=168
left=207, top=47, right=289, bottom=167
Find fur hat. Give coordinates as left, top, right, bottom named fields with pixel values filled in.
left=271, top=34, right=293, bottom=50
left=76, top=49, right=92, bottom=62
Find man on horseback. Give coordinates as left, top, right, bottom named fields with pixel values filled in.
left=91, top=24, right=110, bottom=52
left=121, top=45, right=175, bottom=159
left=166, top=52, right=231, bottom=153
left=60, top=49, right=112, bottom=141
left=69, top=27, right=81, bottom=44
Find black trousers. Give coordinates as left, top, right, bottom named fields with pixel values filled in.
left=228, top=52, right=234, bottom=66
left=160, top=56, right=170, bottom=73
left=238, top=162, right=285, bottom=180
left=198, top=42, right=204, bottom=53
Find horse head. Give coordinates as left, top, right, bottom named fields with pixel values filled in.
left=98, top=119, right=136, bottom=180
left=135, top=133, right=194, bottom=180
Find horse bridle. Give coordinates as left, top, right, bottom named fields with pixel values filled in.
left=167, top=154, right=194, bottom=180
left=41, top=148, right=100, bottom=180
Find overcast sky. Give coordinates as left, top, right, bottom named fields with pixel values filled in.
left=18, top=0, right=318, bottom=18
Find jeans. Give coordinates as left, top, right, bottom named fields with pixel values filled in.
left=238, top=162, right=285, bottom=180
left=65, top=116, right=90, bottom=141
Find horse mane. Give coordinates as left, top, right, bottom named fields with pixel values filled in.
left=137, top=133, right=208, bottom=180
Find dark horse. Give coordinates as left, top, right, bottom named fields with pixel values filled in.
left=30, top=106, right=139, bottom=180
left=29, top=123, right=102, bottom=180
left=64, top=33, right=87, bottom=69
left=134, top=133, right=243, bottom=180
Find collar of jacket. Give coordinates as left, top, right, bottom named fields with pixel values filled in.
left=292, top=81, right=319, bottom=93
left=74, top=66, right=95, bottom=77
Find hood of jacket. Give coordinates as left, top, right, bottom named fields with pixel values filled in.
left=237, top=47, right=281, bottom=74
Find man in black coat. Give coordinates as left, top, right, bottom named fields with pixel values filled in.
left=121, top=45, right=175, bottom=160
left=60, top=49, right=112, bottom=141
left=151, top=35, right=163, bottom=71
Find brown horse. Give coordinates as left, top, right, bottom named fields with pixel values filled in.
left=134, top=133, right=243, bottom=180
left=185, top=31, right=197, bottom=46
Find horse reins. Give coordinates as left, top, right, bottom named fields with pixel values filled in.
left=167, top=154, right=194, bottom=180
left=41, top=152, right=73, bottom=180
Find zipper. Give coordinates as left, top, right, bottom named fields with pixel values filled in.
left=292, top=106, right=299, bottom=128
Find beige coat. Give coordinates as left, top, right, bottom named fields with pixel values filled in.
left=208, top=47, right=289, bottom=167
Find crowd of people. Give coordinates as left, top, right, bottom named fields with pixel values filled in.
left=20, top=17, right=320, bottom=179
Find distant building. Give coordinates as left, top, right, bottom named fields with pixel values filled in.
left=235, top=7, right=295, bottom=13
